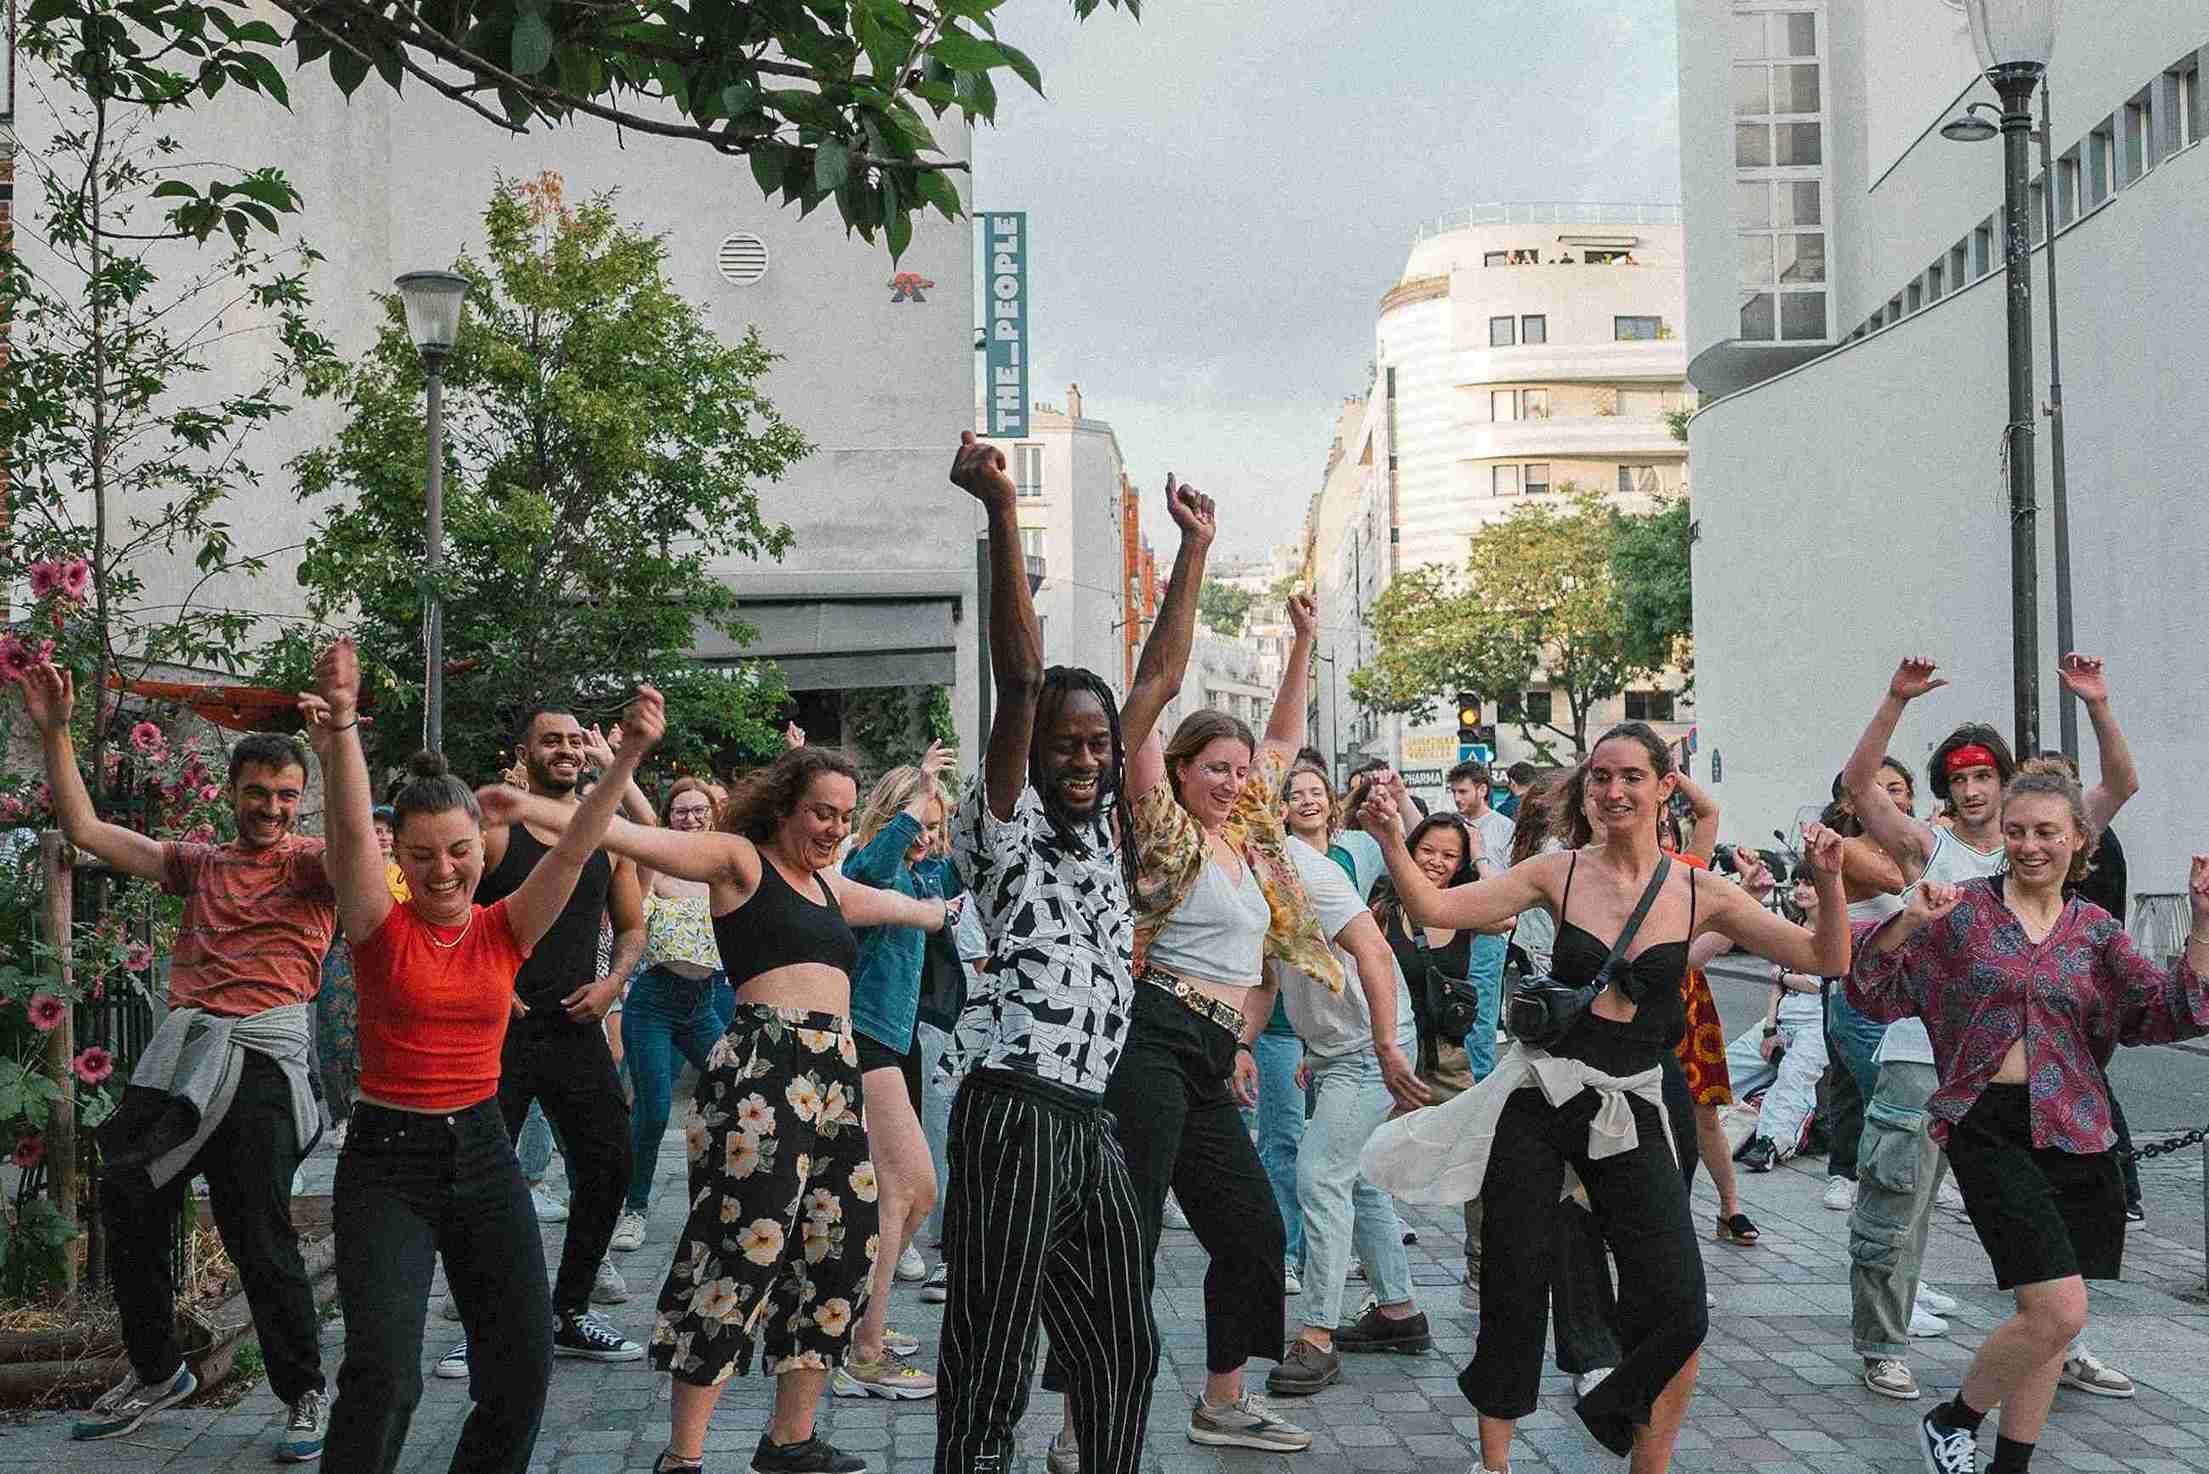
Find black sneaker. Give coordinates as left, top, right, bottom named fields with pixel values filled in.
left=555, top=1310, right=645, bottom=1362
left=1919, top=1408, right=1979, bottom=1474
left=749, top=1432, right=867, bottom=1473
left=1736, top=1136, right=1778, bottom=1173
left=1331, top=1300, right=1432, bottom=1354
left=2125, top=1201, right=2146, bottom=1227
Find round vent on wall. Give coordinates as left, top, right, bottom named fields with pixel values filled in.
left=717, top=232, right=770, bottom=285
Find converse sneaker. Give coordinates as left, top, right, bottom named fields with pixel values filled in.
left=1187, top=1391, right=1312, bottom=1451
left=831, top=1349, right=937, bottom=1399
left=71, top=1364, right=199, bottom=1441
left=1918, top=1407, right=1979, bottom=1474
left=895, top=1244, right=927, bottom=1282
left=1864, top=1358, right=1919, bottom=1400
left=610, top=1209, right=648, bottom=1253
left=1282, top=1263, right=1303, bottom=1296
left=555, top=1310, right=645, bottom=1362
left=920, top=1261, right=948, bottom=1304
left=592, top=1257, right=632, bottom=1304
left=434, top=1340, right=471, bottom=1379
left=278, top=1387, right=329, bottom=1463
left=748, top=1432, right=867, bottom=1473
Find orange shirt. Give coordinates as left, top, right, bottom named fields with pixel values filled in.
left=351, top=900, right=529, bottom=1110
left=162, top=837, right=338, bottom=1016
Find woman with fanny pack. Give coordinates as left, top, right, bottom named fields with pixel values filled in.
left=1359, top=723, right=1852, bottom=1474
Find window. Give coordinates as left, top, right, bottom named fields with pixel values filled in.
left=1523, top=387, right=1550, bottom=419
left=1491, top=464, right=1522, bottom=497
left=1015, top=444, right=1045, bottom=499
left=2028, top=178, right=2045, bottom=246
left=1732, top=3, right=1830, bottom=345
left=2177, top=58, right=2203, bottom=149
left=1617, top=464, right=1658, bottom=496
left=2087, top=121, right=2114, bottom=205
left=1614, top=316, right=1664, bottom=341
left=2124, top=92, right=2153, bottom=181
left=1950, top=241, right=1968, bottom=286
left=1926, top=262, right=1944, bottom=302
left=2057, top=149, right=2080, bottom=226
left=1019, top=527, right=1046, bottom=567
left=1524, top=462, right=1551, bottom=495
left=1624, top=690, right=1676, bottom=723
left=1521, top=314, right=1547, bottom=344
left=1973, top=222, right=1994, bottom=277
left=1491, top=390, right=1519, bottom=422
left=1906, top=281, right=1922, bottom=314
left=1489, top=316, right=1517, bottom=347
left=1509, top=690, right=1554, bottom=724
left=1484, top=251, right=1510, bottom=267
left=1584, top=248, right=1632, bottom=264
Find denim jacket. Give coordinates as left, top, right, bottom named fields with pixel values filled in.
left=844, top=812, right=943, bottom=1053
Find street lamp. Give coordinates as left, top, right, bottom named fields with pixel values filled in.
left=1962, top=0, right=2059, bottom=760
left=394, top=270, right=470, bottom=754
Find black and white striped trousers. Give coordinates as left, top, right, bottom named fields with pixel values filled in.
left=934, top=1069, right=1159, bottom=1474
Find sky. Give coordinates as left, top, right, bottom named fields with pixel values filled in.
left=970, top=0, right=1683, bottom=563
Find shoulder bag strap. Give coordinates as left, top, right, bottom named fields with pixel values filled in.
left=1591, top=855, right=1672, bottom=992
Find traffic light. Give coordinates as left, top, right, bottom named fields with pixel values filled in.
left=1456, top=692, right=1481, bottom=744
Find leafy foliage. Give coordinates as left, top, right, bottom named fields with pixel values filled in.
left=1196, top=578, right=1256, bottom=638
left=275, top=175, right=807, bottom=781
left=1352, top=488, right=1667, bottom=758
left=1611, top=497, right=1694, bottom=680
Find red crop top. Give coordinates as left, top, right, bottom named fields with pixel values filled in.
left=352, top=900, right=530, bottom=1111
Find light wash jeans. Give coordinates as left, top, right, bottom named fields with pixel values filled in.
left=1723, top=991, right=1828, bottom=1156
left=1250, top=1031, right=1307, bottom=1270
left=1298, top=1033, right=1415, bottom=1331
left=517, top=1101, right=559, bottom=1181
left=1826, top=989, right=1885, bottom=1097
left=916, top=1019, right=953, bottom=1245
left=1463, top=934, right=1507, bottom=1082
left=1850, top=1060, right=1947, bottom=1358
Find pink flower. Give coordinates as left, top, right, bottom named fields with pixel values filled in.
left=26, top=994, right=66, bottom=1032
left=197, top=784, right=220, bottom=804
left=60, top=559, right=91, bottom=602
left=11, top=1135, right=42, bottom=1170
left=71, top=1047, right=114, bottom=1086
left=26, top=562, right=61, bottom=600
left=182, top=824, right=214, bottom=845
left=129, top=721, right=166, bottom=755
left=124, top=942, right=152, bottom=972
left=0, top=797, right=20, bottom=824
left=0, top=636, right=35, bottom=682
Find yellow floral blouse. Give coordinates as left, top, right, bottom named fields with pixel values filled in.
left=1130, top=747, right=1344, bottom=995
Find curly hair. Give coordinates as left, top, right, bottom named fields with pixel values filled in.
left=720, top=748, right=860, bottom=844
left=661, top=776, right=719, bottom=826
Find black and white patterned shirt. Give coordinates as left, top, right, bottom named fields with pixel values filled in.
left=949, top=777, right=1134, bottom=1099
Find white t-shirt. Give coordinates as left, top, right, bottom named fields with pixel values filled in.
left=1330, top=828, right=1387, bottom=901
left=1271, top=836, right=1416, bottom=1060
left=1873, top=826, right=2004, bottom=1066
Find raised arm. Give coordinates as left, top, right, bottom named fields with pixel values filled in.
left=1120, top=476, right=1217, bottom=761
left=822, top=869, right=954, bottom=933
left=2056, top=655, right=2141, bottom=833
left=1700, top=824, right=1851, bottom=976
left=12, top=665, right=166, bottom=880
left=580, top=723, right=657, bottom=825
left=952, top=432, right=1045, bottom=821
left=1360, top=772, right=1552, bottom=933
left=2107, top=855, right=2209, bottom=1047
left=1672, top=770, right=1720, bottom=863
left=298, top=641, right=392, bottom=943
left=1839, top=835, right=1906, bottom=899
left=1842, top=658, right=1942, bottom=879
left=480, top=791, right=754, bottom=890
left=1257, top=593, right=1317, bottom=764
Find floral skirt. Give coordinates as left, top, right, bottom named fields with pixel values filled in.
left=1673, top=969, right=1734, bottom=1107
left=650, top=1004, right=878, bottom=1386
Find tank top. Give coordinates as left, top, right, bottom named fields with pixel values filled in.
left=475, top=821, right=612, bottom=1022
left=1877, top=826, right=2005, bottom=1066
left=1548, top=853, right=1693, bottom=1076
left=644, top=891, right=722, bottom=970
left=1144, top=856, right=1270, bottom=983
left=716, top=856, right=859, bottom=988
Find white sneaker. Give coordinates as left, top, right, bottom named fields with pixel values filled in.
left=895, top=1243, right=927, bottom=1281
left=609, top=1210, right=648, bottom=1253
left=1283, top=1264, right=1303, bottom=1297
left=1935, top=1176, right=1966, bottom=1214
left=591, top=1257, right=631, bottom=1305
left=2060, top=1347, right=2136, bottom=1398
left=433, top=1340, right=470, bottom=1379
left=1821, top=1176, right=1857, bottom=1211
left=1864, top=1357, right=1919, bottom=1400
left=530, top=1185, right=569, bottom=1222
left=1574, top=1367, right=1613, bottom=1399
left=1162, top=1193, right=1190, bottom=1230
left=1908, top=1305, right=1949, bottom=1338
left=920, top=1261, right=948, bottom=1304
left=1916, top=1283, right=1959, bottom=1315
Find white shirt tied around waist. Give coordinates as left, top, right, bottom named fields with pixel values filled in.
left=1360, top=1040, right=1677, bottom=1207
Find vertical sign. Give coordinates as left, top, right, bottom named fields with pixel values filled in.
left=983, top=212, right=1028, bottom=437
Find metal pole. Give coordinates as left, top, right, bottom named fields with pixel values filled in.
left=40, top=832, right=78, bottom=1293
left=423, top=356, right=446, bottom=754
left=1992, top=64, right=2043, bottom=761
left=2037, top=79, right=2077, bottom=762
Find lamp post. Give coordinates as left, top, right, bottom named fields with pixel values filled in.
left=394, top=271, right=470, bottom=754
left=1962, top=0, right=2059, bottom=761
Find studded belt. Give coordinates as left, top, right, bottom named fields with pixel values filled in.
left=1137, top=965, right=1248, bottom=1038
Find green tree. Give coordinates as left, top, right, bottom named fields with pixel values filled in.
left=1612, top=496, right=1693, bottom=678
left=1197, top=578, right=1256, bottom=638
left=271, top=174, right=807, bottom=780
left=24, top=0, right=1137, bottom=250
left=1351, top=488, right=1659, bottom=758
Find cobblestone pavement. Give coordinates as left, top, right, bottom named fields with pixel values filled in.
left=7, top=1116, right=2209, bottom=1474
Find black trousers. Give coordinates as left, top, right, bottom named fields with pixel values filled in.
left=1465, top=1086, right=1707, bottom=1458
left=327, top=1100, right=552, bottom=1474
left=2108, top=1078, right=2143, bottom=1205
left=496, top=1019, right=631, bottom=1316
left=103, top=1051, right=324, bottom=1404
left=935, top=1070, right=1159, bottom=1474
left=1045, top=983, right=1285, bottom=1387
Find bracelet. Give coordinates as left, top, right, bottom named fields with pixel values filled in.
left=328, top=717, right=359, bottom=732
left=1236, top=1041, right=1254, bottom=1054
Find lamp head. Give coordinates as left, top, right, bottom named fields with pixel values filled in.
left=1963, top=0, right=2058, bottom=74
left=394, top=270, right=471, bottom=360
left=1940, top=103, right=2002, bottom=143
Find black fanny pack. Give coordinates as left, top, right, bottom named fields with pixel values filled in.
left=1409, top=929, right=1483, bottom=1043
left=1503, top=855, right=1670, bottom=1051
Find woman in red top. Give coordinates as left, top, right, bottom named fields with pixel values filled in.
left=1852, top=761, right=2209, bottom=1474
left=299, top=640, right=663, bottom=1474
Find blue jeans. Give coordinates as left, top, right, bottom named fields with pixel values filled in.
left=1299, top=1037, right=1413, bottom=1330
left=1462, top=934, right=1507, bottom=1082
left=1251, top=1031, right=1306, bottom=1270
left=619, top=966, right=729, bottom=1214
left=1826, top=989, right=1884, bottom=1099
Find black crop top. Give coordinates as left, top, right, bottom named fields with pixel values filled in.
left=717, top=856, right=860, bottom=987
left=1548, top=853, right=1693, bottom=1075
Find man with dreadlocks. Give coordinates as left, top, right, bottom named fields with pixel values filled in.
left=935, top=431, right=1215, bottom=1474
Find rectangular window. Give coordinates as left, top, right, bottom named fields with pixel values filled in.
left=1973, top=222, right=1993, bottom=276
left=1780, top=292, right=1827, bottom=340
left=1926, top=262, right=1943, bottom=302
left=1491, top=464, right=1521, bottom=497
left=1887, top=295, right=1903, bottom=325
left=1739, top=292, right=1775, bottom=341
left=1521, top=314, right=1547, bottom=344
left=1523, top=690, right=1555, bottom=724
left=1019, top=527, right=1045, bottom=567
left=1491, top=390, right=1520, bottom=423
left=1524, top=462, right=1551, bottom=495
left=2028, top=178, right=2046, bottom=245
left=1615, top=316, right=1663, bottom=341
left=1584, top=248, right=1632, bottom=265
left=2124, top=92, right=2152, bottom=181
left=1483, top=251, right=1510, bottom=267
left=1950, top=241, right=1968, bottom=285
left=1489, top=315, right=1516, bottom=347
left=2057, top=149, right=2080, bottom=226
left=2087, top=121, right=2114, bottom=205
left=1015, top=445, right=1045, bottom=499
left=1624, top=690, right=1676, bottom=723
left=1617, top=464, right=1657, bottom=496
left=1732, top=2, right=1829, bottom=346
left=1906, top=281, right=1922, bottom=313
left=2178, top=59, right=2203, bottom=148
left=1523, top=387, right=1550, bottom=418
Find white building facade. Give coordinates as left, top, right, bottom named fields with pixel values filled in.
left=1680, top=0, right=2208, bottom=909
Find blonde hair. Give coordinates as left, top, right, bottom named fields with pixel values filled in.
left=2004, top=757, right=2097, bottom=883
left=853, top=765, right=948, bottom=859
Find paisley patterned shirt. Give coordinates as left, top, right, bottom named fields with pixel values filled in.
left=1848, top=877, right=2209, bottom=1152
left=949, top=778, right=1134, bottom=1099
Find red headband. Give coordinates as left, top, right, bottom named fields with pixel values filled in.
left=1944, top=744, right=1998, bottom=778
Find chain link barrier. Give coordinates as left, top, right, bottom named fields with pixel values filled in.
left=2119, top=1125, right=2209, bottom=1163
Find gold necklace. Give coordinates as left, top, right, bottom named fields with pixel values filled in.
left=421, top=906, right=476, bottom=949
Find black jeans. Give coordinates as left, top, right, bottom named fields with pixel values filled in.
left=1822, top=1038, right=1868, bottom=1181
left=1045, top=983, right=1285, bottom=1387
left=102, top=1051, right=323, bottom=1403
left=497, top=1017, right=631, bottom=1316
left=327, top=1100, right=552, bottom=1474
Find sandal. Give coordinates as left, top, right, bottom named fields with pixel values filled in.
left=653, top=1451, right=704, bottom=1474
left=1714, top=1212, right=1760, bottom=1246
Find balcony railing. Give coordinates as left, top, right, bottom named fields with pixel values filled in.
left=1414, top=202, right=1682, bottom=240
